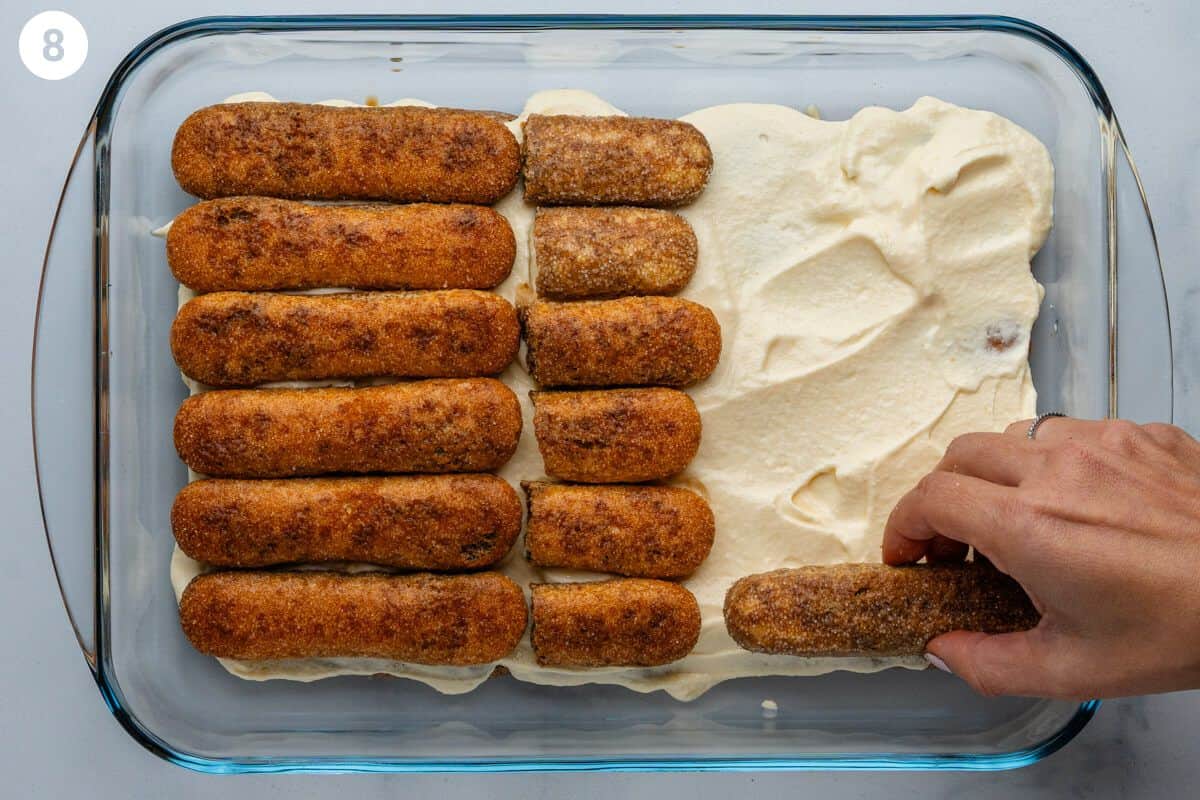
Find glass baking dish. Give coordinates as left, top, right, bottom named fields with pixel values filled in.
left=32, top=15, right=1171, bottom=772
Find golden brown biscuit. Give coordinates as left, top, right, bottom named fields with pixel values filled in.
left=172, top=475, right=521, bottom=569
left=522, top=482, right=714, bottom=579
left=530, top=579, right=700, bottom=667
left=532, top=207, right=697, bottom=299
left=180, top=570, right=527, bottom=664
left=174, top=380, right=521, bottom=478
left=723, top=563, right=1040, bottom=657
left=172, top=102, right=519, bottom=203
left=521, top=297, right=721, bottom=388
left=167, top=198, right=516, bottom=293
left=530, top=388, right=701, bottom=483
left=171, top=291, right=520, bottom=387
left=522, top=114, right=712, bottom=206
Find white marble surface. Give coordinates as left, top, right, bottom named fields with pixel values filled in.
left=2, top=0, right=1196, bottom=796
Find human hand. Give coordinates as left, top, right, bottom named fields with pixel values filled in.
left=882, top=417, right=1200, bottom=699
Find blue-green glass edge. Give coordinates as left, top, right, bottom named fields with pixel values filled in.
left=85, top=13, right=1106, bottom=774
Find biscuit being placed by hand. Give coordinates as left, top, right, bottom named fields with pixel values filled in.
left=172, top=290, right=519, bottom=387
left=521, top=296, right=720, bottom=388
left=180, top=571, right=527, bottom=664
left=723, top=563, right=1040, bottom=658
left=530, top=579, right=701, bottom=667
left=174, top=379, right=521, bottom=478
left=522, top=114, right=712, bottom=206
left=531, top=388, right=701, bottom=483
left=172, top=475, right=521, bottom=569
left=172, top=102, right=519, bottom=203
left=531, top=207, right=697, bottom=299
left=523, top=482, right=714, bottom=579
left=167, top=198, right=516, bottom=293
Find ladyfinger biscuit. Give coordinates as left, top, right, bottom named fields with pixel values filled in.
left=171, top=291, right=519, bottom=387
left=172, top=475, right=521, bottom=569
left=521, top=297, right=721, bottom=388
left=174, top=379, right=521, bottom=478
left=180, top=571, right=527, bottom=664
left=172, top=103, right=519, bottom=203
left=522, top=482, right=714, bottom=579
left=532, top=207, right=697, bottom=299
left=531, top=388, right=701, bottom=483
left=530, top=579, right=700, bottom=667
left=723, top=563, right=1040, bottom=658
left=522, top=114, right=713, bottom=206
left=167, top=198, right=516, bottom=293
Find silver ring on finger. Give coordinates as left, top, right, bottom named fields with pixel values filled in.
left=1027, top=412, right=1067, bottom=441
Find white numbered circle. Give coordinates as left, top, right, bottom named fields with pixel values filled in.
left=19, top=11, right=87, bottom=80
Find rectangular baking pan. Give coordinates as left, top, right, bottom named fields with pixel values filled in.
left=32, top=14, right=1172, bottom=772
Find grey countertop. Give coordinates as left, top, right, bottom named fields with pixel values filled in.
left=3, top=1, right=1196, bottom=796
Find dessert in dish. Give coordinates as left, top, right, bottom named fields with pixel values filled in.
left=168, top=198, right=516, bottom=293
left=172, top=102, right=520, bottom=203
left=520, top=296, right=721, bottom=387
left=173, top=379, right=522, bottom=478
left=522, top=482, right=714, bottom=579
left=724, top=563, right=1039, bottom=657
left=530, top=388, right=703, bottom=483
left=181, top=571, right=527, bottom=664
left=530, top=579, right=702, bottom=667
left=531, top=206, right=698, bottom=299
left=171, top=290, right=519, bottom=386
left=172, top=475, right=521, bottom=570
left=164, top=88, right=1051, bottom=698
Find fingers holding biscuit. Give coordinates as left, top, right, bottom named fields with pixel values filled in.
left=723, top=563, right=1038, bottom=658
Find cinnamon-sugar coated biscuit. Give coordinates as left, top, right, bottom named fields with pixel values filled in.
left=174, top=379, right=521, bottom=478
left=522, top=482, right=714, bottom=579
left=180, top=571, right=527, bottom=664
left=172, top=475, right=521, bottom=569
left=167, top=198, right=516, bottom=293
left=723, top=563, right=1040, bottom=658
left=530, top=388, right=701, bottom=483
left=521, top=297, right=721, bottom=388
left=172, top=103, right=519, bottom=203
left=530, top=579, right=701, bottom=667
left=522, top=114, right=713, bottom=206
left=171, top=290, right=519, bottom=387
left=532, top=207, right=697, bottom=299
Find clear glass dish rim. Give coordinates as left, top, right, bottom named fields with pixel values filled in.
left=46, top=12, right=1139, bottom=774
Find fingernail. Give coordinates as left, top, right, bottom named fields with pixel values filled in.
left=925, top=653, right=952, bottom=673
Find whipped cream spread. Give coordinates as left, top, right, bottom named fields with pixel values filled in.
left=167, top=89, right=1051, bottom=700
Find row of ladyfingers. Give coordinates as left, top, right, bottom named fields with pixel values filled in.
left=170, top=197, right=698, bottom=299
left=170, top=291, right=719, bottom=389
left=173, top=382, right=701, bottom=483
left=181, top=571, right=701, bottom=669
left=180, top=564, right=1037, bottom=666
left=172, top=102, right=712, bottom=207
left=174, top=477, right=711, bottom=579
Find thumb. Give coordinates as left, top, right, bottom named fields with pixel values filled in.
left=926, top=630, right=1049, bottom=698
